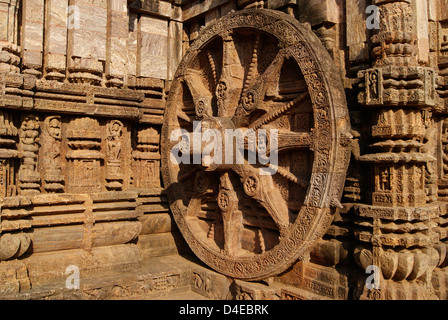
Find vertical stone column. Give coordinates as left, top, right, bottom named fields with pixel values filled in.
left=297, top=0, right=344, bottom=71
left=44, top=0, right=69, bottom=81
left=132, top=127, right=160, bottom=189
left=105, top=119, right=124, bottom=191
left=18, top=114, right=40, bottom=195
left=0, top=0, right=20, bottom=74
left=126, top=11, right=138, bottom=87
left=66, top=117, right=104, bottom=193
left=138, top=15, right=169, bottom=80
left=41, top=116, right=64, bottom=193
left=106, top=0, right=128, bottom=88
left=346, top=0, right=370, bottom=72
left=437, top=3, right=448, bottom=113
left=431, top=0, right=448, bottom=300
left=355, top=0, right=440, bottom=300
left=67, top=0, right=107, bottom=85
left=0, top=111, right=18, bottom=197
left=21, top=0, right=45, bottom=76
left=168, top=19, right=183, bottom=81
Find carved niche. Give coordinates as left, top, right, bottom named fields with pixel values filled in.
left=132, top=127, right=161, bottom=188
left=161, top=9, right=351, bottom=280
left=41, top=116, right=64, bottom=193
left=66, top=117, right=104, bottom=193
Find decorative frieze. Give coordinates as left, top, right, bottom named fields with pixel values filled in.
left=358, top=66, right=438, bottom=108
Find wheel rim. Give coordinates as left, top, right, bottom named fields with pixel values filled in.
left=161, top=9, right=351, bottom=280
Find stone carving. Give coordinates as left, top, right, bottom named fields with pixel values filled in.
left=68, top=57, right=104, bottom=86
left=161, top=9, right=351, bottom=281
left=438, top=23, right=448, bottom=112
left=106, top=120, right=124, bottom=191
left=440, top=119, right=448, bottom=198
left=42, top=116, right=64, bottom=193
left=0, top=44, right=20, bottom=74
left=132, top=127, right=161, bottom=188
left=18, top=114, right=40, bottom=195
left=371, top=1, right=416, bottom=67
left=0, top=111, right=19, bottom=197
left=355, top=0, right=441, bottom=300
left=66, top=117, right=103, bottom=193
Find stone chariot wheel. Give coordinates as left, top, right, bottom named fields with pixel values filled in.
left=161, top=9, right=351, bottom=280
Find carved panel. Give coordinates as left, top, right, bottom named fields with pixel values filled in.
left=132, top=127, right=161, bottom=188
left=0, top=111, right=18, bottom=197
left=18, top=114, right=40, bottom=195
left=41, top=116, right=64, bottom=193
left=66, top=117, right=104, bottom=193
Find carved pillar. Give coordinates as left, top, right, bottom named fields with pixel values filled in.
left=21, top=0, right=45, bottom=76
left=67, top=0, right=107, bottom=85
left=439, top=20, right=448, bottom=110
left=44, top=0, right=69, bottom=81
left=0, top=0, right=20, bottom=74
left=356, top=0, right=439, bottom=300
left=132, top=127, right=161, bottom=189
left=66, top=117, right=104, bottom=193
left=41, top=116, right=64, bottom=193
left=437, top=7, right=448, bottom=197
left=105, top=120, right=123, bottom=191
left=18, top=114, right=40, bottom=195
left=0, top=111, right=18, bottom=197
left=431, top=1, right=448, bottom=300
left=105, top=0, right=128, bottom=88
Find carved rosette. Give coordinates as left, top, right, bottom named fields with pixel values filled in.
left=161, top=9, right=351, bottom=280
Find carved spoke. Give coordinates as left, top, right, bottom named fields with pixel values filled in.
left=184, top=71, right=214, bottom=118
left=241, top=34, right=261, bottom=98
left=249, top=91, right=310, bottom=130
left=232, top=47, right=287, bottom=125
left=178, top=165, right=200, bottom=182
left=217, top=172, right=246, bottom=257
left=217, top=32, right=245, bottom=118
left=185, top=171, right=212, bottom=217
left=272, top=129, right=313, bottom=153
left=231, top=162, right=290, bottom=237
left=162, top=9, right=351, bottom=280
